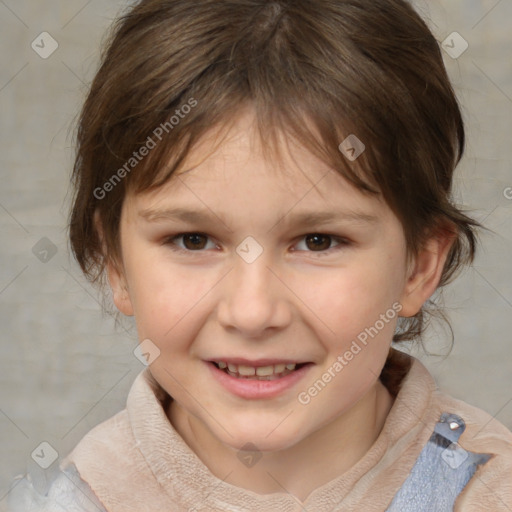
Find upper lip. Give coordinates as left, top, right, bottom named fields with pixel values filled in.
left=207, top=358, right=310, bottom=366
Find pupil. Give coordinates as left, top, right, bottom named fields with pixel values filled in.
left=306, top=234, right=330, bottom=251
left=184, top=234, right=206, bottom=250
left=182, top=234, right=331, bottom=251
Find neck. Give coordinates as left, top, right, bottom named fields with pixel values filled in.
left=167, top=379, right=394, bottom=502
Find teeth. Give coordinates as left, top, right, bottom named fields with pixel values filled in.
left=215, top=361, right=298, bottom=378
left=256, top=365, right=274, bottom=377
left=238, top=365, right=256, bottom=376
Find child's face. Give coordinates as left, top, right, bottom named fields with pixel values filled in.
left=109, top=110, right=432, bottom=452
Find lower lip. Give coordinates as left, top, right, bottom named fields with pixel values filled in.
left=206, top=361, right=313, bottom=400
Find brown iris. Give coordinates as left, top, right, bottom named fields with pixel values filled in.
left=304, top=234, right=331, bottom=251
left=182, top=233, right=208, bottom=250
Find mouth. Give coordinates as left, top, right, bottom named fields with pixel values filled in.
left=211, top=361, right=309, bottom=380
left=206, top=359, right=313, bottom=399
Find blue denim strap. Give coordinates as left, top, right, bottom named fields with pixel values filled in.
left=386, top=412, right=492, bottom=511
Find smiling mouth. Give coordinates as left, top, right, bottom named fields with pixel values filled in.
left=211, top=361, right=308, bottom=380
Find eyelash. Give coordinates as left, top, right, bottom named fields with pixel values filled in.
left=162, top=232, right=351, bottom=256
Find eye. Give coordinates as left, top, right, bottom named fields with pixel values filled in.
left=294, top=233, right=349, bottom=253
left=163, top=232, right=349, bottom=254
left=165, top=232, right=217, bottom=252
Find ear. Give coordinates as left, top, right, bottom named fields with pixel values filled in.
left=399, top=226, right=456, bottom=318
left=106, top=259, right=134, bottom=316
left=94, top=211, right=134, bottom=317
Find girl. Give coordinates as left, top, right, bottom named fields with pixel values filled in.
left=9, top=0, right=512, bottom=510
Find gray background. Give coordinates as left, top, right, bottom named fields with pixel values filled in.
left=0, top=0, right=511, bottom=508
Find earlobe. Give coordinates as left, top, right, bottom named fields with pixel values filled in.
left=94, top=210, right=134, bottom=317
left=399, top=230, right=455, bottom=318
left=107, top=259, right=135, bottom=316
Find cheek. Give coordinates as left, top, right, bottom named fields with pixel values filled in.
left=294, top=261, right=404, bottom=336
left=124, top=253, right=209, bottom=340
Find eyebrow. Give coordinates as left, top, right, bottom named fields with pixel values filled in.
left=138, top=207, right=379, bottom=229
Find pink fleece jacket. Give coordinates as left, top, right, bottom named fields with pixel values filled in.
left=9, top=353, right=512, bottom=511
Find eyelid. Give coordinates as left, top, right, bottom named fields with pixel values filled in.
left=164, top=232, right=351, bottom=255
left=164, top=232, right=219, bottom=252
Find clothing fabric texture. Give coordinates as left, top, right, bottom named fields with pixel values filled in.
left=7, top=352, right=512, bottom=511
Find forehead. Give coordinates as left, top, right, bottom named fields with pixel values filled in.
left=121, top=109, right=402, bottom=236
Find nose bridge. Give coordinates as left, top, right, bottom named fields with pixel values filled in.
left=232, top=248, right=276, bottom=310
left=218, top=246, right=290, bottom=336
left=234, top=250, right=273, bottom=296
left=232, top=234, right=275, bottom=295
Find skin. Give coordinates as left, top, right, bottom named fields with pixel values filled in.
left=106, top=109, right=454, bottom=502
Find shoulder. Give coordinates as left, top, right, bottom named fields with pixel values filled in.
left=431, top=390, right=512, bottom=511
left=8, top=370, right=168, bottom=512
left=62, top=408, right=137, bottom=475
left=7, top=410, right=133, bottom=512
left=394, top=355, right=512, bottom=453
left=432, top=389, right=512, bottom=451
left=6, top=465, right=107, bottom=512
left=386, top=355, right=512, bottom=510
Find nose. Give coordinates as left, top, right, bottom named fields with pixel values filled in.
left=217, top=253, right=292, bottom=338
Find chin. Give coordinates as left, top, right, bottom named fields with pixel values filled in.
left=217, top=422, right=308, bottom=453
left=228, top=436, right=298, bottom=454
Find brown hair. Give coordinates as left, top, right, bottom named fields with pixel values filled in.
left=69, top=0, right=481, bottom=379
